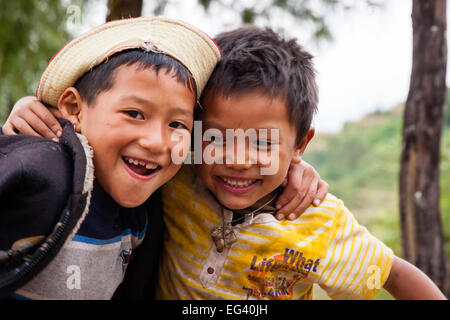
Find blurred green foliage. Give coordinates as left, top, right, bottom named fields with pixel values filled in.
left=197, top=0, right=380, bottom=40
left=304, top=95, right=450, bottom=300
left=303, top=91, right=450, bottom=300
left=0, top=0, right=87, bottom=123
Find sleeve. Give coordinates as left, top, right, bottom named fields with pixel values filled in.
left=317, top=201, right=394, bottom=300
left=0, top=138, right=73, bottom=251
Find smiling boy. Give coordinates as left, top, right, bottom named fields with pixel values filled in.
left=6, top=24, right=446, bottom=300
left=60, top=52, right=196, bottom=207
left=196, top=90, right=314, bottom=210
left=1, top=18, right=330, bottom=300
left=156, top=25, right=446, bottom=300
left=0, top=17, right=221, bottom=299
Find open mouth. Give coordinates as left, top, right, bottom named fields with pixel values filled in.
left=123, top=156, right=161, bottom=178
left=216, top=176, right=260, bottom=194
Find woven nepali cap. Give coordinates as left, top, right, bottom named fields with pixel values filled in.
left=37, top=16, right=221, bottom=106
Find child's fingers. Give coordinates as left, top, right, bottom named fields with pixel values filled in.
left=276, top=192, right=305, bottom=220
left=275, top=164, right=305, bottom=207
left=10, top=118, right=42, bottom=138
left=1, top=122, right=18, bottom=135
left=30, top=101, right=62, bottom=138
left=286, top=177, right=319, bottom=220
left=314, top=179, right=329, bottom=206
left=276, top=172, right=312, bottom=219
left=49, top=107, right=63, bottom=119
left=23, top=111, right=59, bottom=140
left=298, top=160, right=324, bottom=207
left=5, top=96, right=62, bottom=139
left=275, top=186, right=301, bottom=215
left=275, top=169, right=305, bottom=219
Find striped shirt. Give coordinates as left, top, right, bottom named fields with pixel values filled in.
left=157, top=165, right=394, bottom=300
left=13, top=181, right=148, bottom=300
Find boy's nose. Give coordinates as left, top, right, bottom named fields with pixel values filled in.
left=138, top=123, right=169, bottom=154
left=224, top=161, right=253, bottom=170
left=223, top=144, right=256, bottom=170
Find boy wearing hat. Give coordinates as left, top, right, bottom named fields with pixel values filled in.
left=7, top=23, right=447, bottom=300
left=1, top=18, right=327, bottom=300
left=5, top=24, right=447, bottom=300
left=0, top=17, right=221, bottom=299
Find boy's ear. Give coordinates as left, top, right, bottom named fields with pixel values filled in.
left=292, top=128, right=315, bottom=164
left=57, top=87, right=84, bottom=132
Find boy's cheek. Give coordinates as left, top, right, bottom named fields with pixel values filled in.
left=194, top=162, right=211, bottom=181
left=169, top=129, right=192, bottom=165
left=258, top=150, right=280, bottom=176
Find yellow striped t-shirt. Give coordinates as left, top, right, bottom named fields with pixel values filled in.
left=156, top=165, right=394, bottom=300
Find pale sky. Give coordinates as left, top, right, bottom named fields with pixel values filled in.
left=73, top=0, right=448, bottom=133
left=311, top=1, right=414, bottom=132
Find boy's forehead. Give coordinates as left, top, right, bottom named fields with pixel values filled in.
left=199, top=89, right=301, bottom=140
left=202, top=96, right=288, bottom=125
left=203, top=89, right=288, bottom=115
left=100, top=65, right=196, bottom=111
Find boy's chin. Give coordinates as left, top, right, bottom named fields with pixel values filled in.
left=216, top=196, right=256, bottom=211
left=115, top=198, right=147, bottom=208
left=111, top=191, right=154, bottom=208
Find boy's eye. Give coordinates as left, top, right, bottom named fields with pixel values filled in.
left=125, top=110, right=144, bottom=120
left=169, top=121, right=188, bottom=130
left=211, top=136, right=223, bottom=143
left=254, top=140, right=271, bottom=148
left=206, top=135, right=223, bottom=145
left=203, top=129, right=224, bottom=145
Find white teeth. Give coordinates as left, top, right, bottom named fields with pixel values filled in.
left=124, top=157, right=158, bottom=170
left=222, top=177, right=256, bottom=187
left=145, top=163, right=158, bottom=170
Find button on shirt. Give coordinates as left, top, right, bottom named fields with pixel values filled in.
left=157, top=165, right=393, bottom=300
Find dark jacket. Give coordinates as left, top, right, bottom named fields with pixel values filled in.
left=112, top=190, right=164, bottom=300
left=0, top=120, right=164, bottom=299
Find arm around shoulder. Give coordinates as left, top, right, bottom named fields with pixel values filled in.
left=383, top=256, right=447, bottom=300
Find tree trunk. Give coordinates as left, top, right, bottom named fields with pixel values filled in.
left=106, top=0, right=143, bottom=21
left=400, top=0, right=448, bottom=296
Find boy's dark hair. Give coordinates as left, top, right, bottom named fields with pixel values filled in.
left=74, top=49, right=197, bottom=106
left=203, top=26, right=318, bottom=145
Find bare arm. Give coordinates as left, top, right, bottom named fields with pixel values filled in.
left=383, top=256, right=447, bottom=300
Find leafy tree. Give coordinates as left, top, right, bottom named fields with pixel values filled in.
left=0, top=0, right=86, bottom=123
